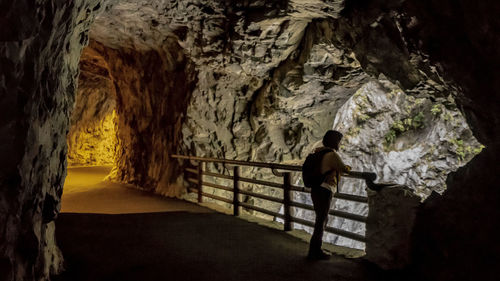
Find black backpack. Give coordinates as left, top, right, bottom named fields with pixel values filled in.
left=302, top=148, right=333, bottom=188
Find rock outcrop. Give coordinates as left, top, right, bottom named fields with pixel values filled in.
left=0, top=1, right=102, bottom=280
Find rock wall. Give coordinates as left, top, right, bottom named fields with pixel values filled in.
left=297, top=77, right=481, bottom=249
left=67, top=46, right=117, bottom=166
left=87, top=1, right=483, bottom=256
left=67, top=111, right=116, bottom=166
left=0, top=1, right=101, bottom=280
left=83, top=39, right=197, bottom=196
left=331, top=1, right=500, bottom=280
left=75, top=0, right=499, bottom=278
left=162, top=3, right=480, bottom=251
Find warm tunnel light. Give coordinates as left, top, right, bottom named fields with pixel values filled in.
left=67, top=110, right=117, bottom=166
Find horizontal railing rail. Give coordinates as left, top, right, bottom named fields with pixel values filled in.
left=171, top=154, right=370, bottom=244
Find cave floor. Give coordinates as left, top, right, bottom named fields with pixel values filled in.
left=54, top=166, right=392, bottom=281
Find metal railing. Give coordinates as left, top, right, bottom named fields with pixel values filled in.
left=171, top=154, right=374, bottom=243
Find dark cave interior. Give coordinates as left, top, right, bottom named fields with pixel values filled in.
left=1, top=1, right=499, bottom=281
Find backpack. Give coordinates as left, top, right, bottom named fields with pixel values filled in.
left=302, top=148, right=333, bottom=188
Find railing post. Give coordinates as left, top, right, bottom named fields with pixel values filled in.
left=233, top=166, right=240, bottom=216
left=283, top=172, right=293, bottom=231
left=197, top=162, right=203, bottom=203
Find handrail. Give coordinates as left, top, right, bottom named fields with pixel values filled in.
left=171, top=154, right=377, bottom=182
left=171, top=154, right=302, bottom=171
left=172, top=153, right=369, bottom=248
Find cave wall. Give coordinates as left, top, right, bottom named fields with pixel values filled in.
left=67, top=46, right=117, bottom=166
left=330, top=0, right=500, bottom=280
left=141, top=1, right=479, bottom=251
left=160, top=0, right=498, bottom=277
left=87, top=1, right=485, bottom=255
left=0, top=1, right=101, bottom=280
left=84, top=39, right=197, bottom=196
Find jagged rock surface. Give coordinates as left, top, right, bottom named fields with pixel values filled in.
left=82, top=0, right=500, bottom=278
left=330, top=1, right=500, bottom=280
left=150, top=8, right=477, bottom=250
left=334, top=79, right=482, bottom=198
left=67, top=46, right=117, bottom=166
left=88, top=0, right=483, bottom=253
left=83, top=39, right=197, bottom=197
left=0, top=1, right=102, bottom=280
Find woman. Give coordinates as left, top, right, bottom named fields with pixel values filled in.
left=308, top=130, right=351, bottom=260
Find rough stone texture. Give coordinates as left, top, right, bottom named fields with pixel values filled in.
left=322, top=78, right=482, bottom=249
left=67, top=111, right=116, bottom=166
left=332, top=1, right=500, bottom=280
left=83, top=39, right=197, bottom=197
left=88, top=1, right=483, bottom=253
left=85, top=1, right=351, bottom=199
left=84, top=0, right=500, bottom=278
left=365, top=184, right=421, bottom=270
left=1, top=0, right=499, bottom=280
left=0, top=1, right=102, bottom=280
left=165, top=6, right=478, bottom=251
left=334, top=79, right=482, bottom=198
left=67, top=46, right=117, bottom=166
left=180, top=18, right=371, bottom=237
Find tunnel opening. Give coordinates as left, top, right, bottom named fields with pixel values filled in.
left=67, top=45, right=117, bottom=168
left=63, top=0, right=199, bottom=204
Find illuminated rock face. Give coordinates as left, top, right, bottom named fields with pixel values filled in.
left=67, top=47, right=117, bottom=166
left=67, top=111, right=116, bottom=166
left=0, top=1, right=102, bottom=280
left=82, top=40, right=197, bottom=197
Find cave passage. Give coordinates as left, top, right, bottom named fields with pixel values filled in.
left=62, top=0, right=486, bottom=271
left=2, top=1, right=498, bottom=281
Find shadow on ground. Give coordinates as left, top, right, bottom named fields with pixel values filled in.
left=53, top=211, right=387, bottom=281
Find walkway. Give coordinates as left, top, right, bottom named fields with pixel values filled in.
left=54, top=166, right=388, bottom=281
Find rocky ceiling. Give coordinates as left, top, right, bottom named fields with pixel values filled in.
left=90, top=0, right=345, bottom=51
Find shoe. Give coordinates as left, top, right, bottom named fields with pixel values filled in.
left=307, top=250, right=331, bottom=260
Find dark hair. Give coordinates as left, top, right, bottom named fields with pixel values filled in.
left=322, top=130, right=343, bottom=150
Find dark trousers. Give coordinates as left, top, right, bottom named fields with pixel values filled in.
left=309, top=187, right=333, bottom=254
